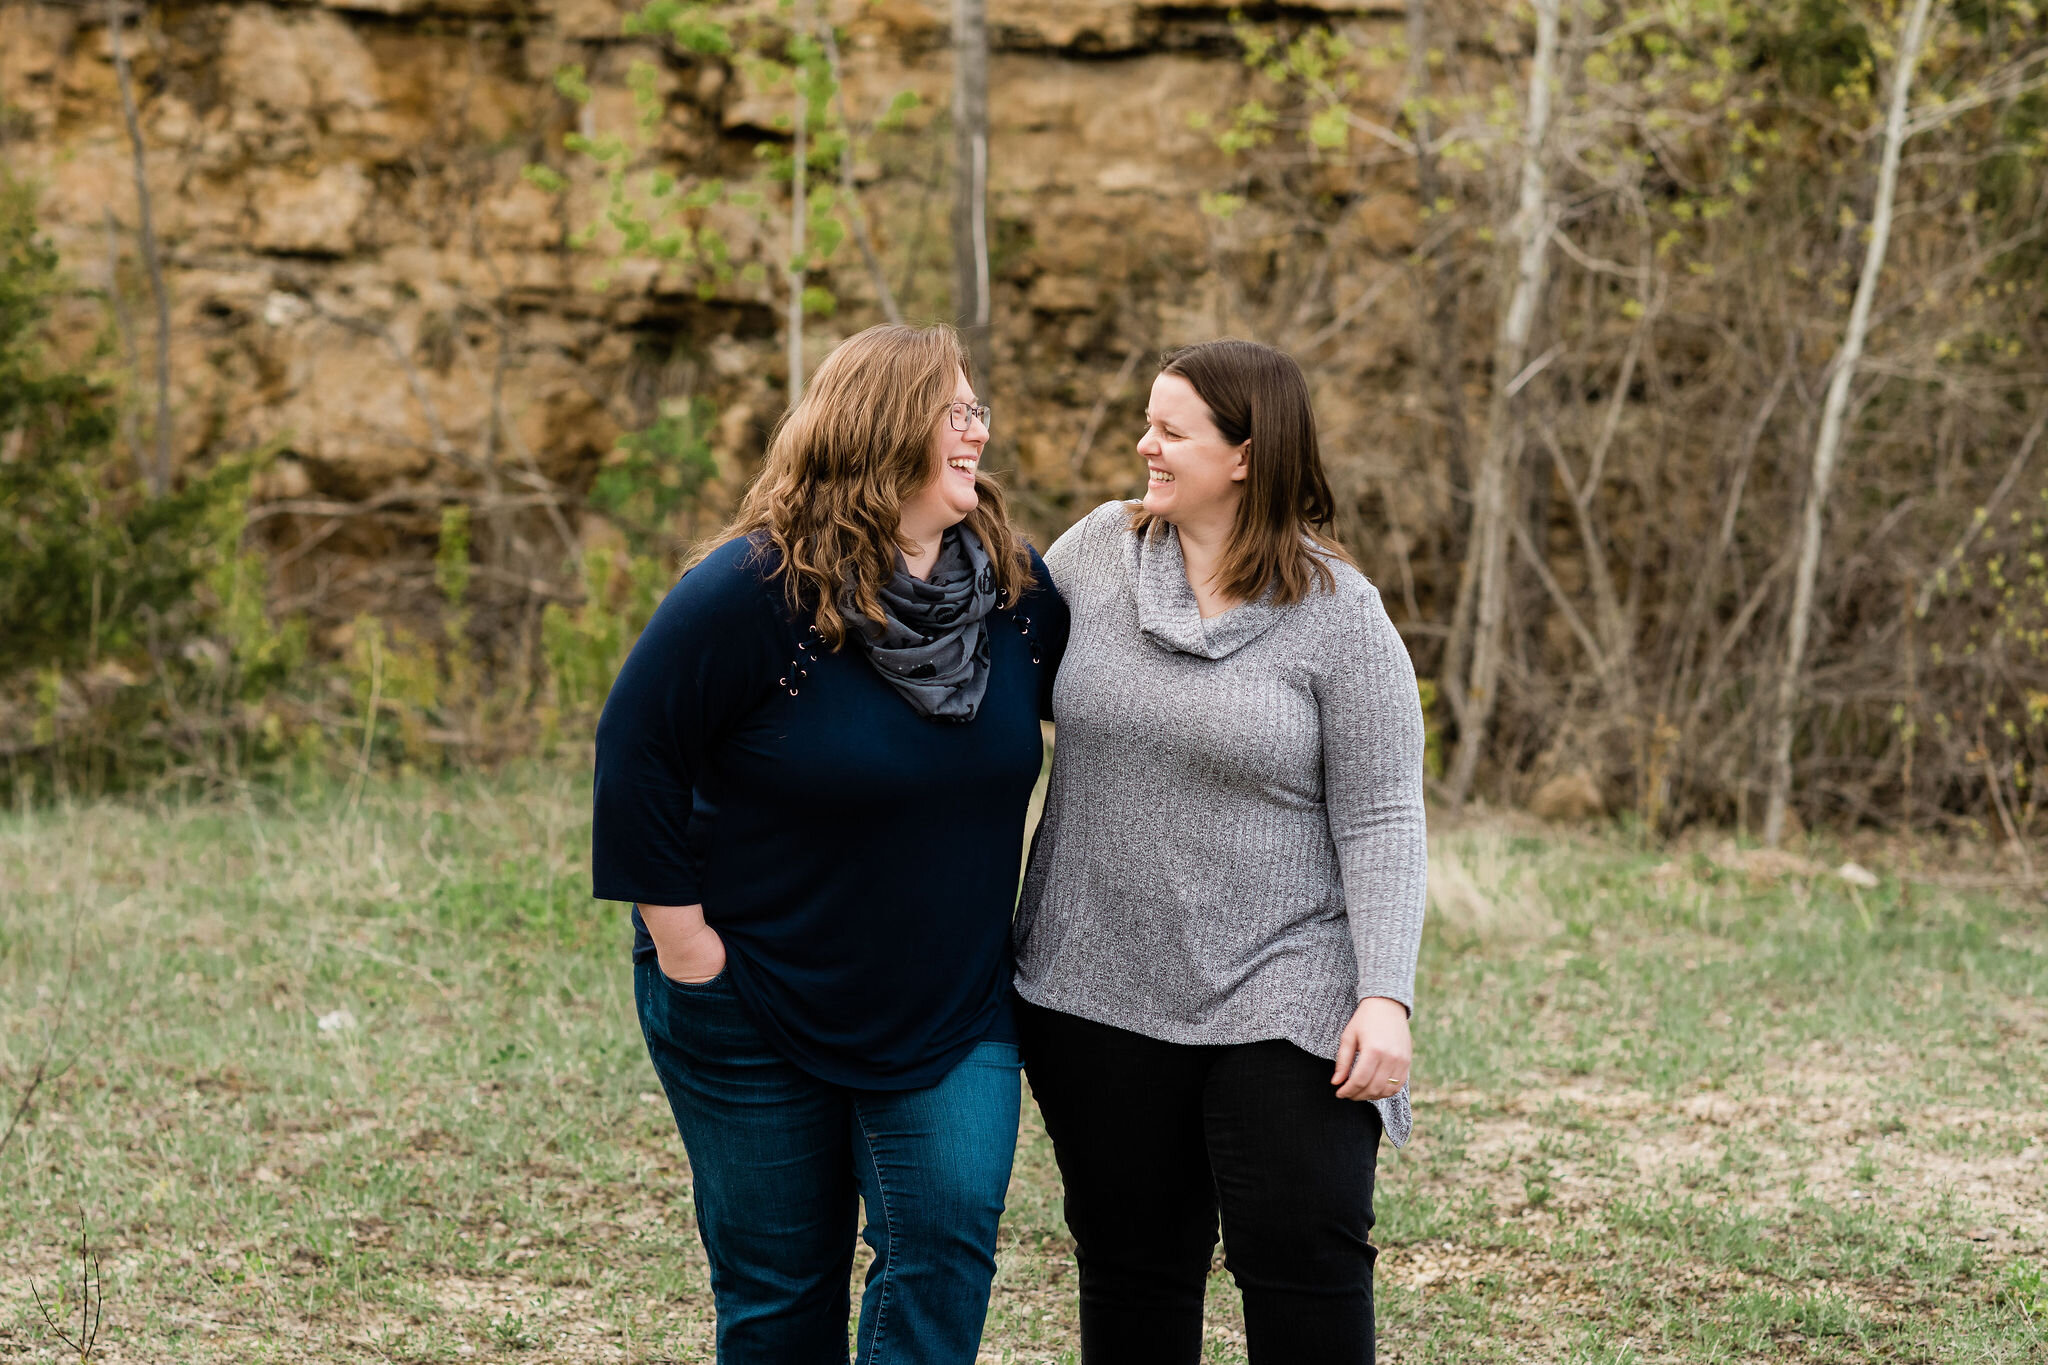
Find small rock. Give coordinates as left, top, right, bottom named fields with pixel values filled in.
left=316, top=1008, right=357, bottom=1033
left=1836, top=861, right=1881, bottom=888
left=250, top=163, right=372, bottom=257
left=262, top=291, right=311, bottom=329
left=1529, top=769, right=1605, bottom=823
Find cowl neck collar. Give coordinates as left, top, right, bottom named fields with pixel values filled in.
left=1127, top=518, right=1282, bottom=661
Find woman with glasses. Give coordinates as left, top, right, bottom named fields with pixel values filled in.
left=593, top=324, right=1064, bottom=1363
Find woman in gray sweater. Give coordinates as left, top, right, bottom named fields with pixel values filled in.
left=1014, top=339, right=1427, bottom=1364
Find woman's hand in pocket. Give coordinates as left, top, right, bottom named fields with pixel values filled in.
left=640, top=903, right=727, bottom=983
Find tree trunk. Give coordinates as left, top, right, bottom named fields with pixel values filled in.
left=1761, top=0, right=1939, bottom=846
left=950, top=0, right=993, bottom=391
left=1442, top=0, right=1560, bottom=806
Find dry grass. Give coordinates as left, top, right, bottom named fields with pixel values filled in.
left=1, top=771, right=2044, bottom=1362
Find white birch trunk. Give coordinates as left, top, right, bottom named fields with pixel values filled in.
left=1761, top=0, right=1939, bottom=845
left=951, top=0, right=991, bottom=382
left=1443, top=0, right=1560, bottom=805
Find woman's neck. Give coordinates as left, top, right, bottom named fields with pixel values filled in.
left=897, top=519, right=947, bottom=581
left=1173, top=513, right=1240, bottom=618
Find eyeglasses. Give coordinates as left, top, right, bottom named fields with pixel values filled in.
left=941, top=400, right=993, bottom=433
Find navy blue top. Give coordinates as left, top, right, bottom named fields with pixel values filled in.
left=592, top=534, right=1068, bottom=1090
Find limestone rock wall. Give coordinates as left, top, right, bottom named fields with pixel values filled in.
left=1, top=0, right=1436, bottom=615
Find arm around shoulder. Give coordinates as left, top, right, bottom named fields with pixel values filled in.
left=1042, top=499, right=1133, bottom=589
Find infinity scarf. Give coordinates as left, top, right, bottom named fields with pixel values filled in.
left=845, top=525, right=999, bottom=721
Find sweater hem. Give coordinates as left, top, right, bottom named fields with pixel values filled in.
left=1014, top=977, right=1413, bottom=1147
left=1014, top=976, right=1348, bottom=1063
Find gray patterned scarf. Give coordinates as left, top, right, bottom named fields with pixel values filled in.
left=845, top=525, right=999, bottom=721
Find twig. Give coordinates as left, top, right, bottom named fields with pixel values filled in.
left=334, top=939, right=454, bottom=1000
left=296, top=294, right=481, bottom=479
left=449, top=290, right=582, bottom=563
left=1982, top=754, right=2036, bottom=881
left=1297, top=260, right=1411, bottom=356
left=1068, top=344, right=1144, bottom=481
left=106, top=0, right=173, bottom=497
left=0, top=918, right=85, bottom=1158
left=99, top=208, right=149, bottom=488
left=266, top=561, right=583, bottom=618
left=1914, top=402, right=2048, bottom=618
left=30, top=1208, right=104, bottom=1362
left=820, top=21, right=903, bottom=325
left=1511, top=514, right=1606, bottom=675
left=894, top=139, right=945, bottom=311
left=248, top=488, right=568, bottom=525
left=345, top=628, right=383, bottom=817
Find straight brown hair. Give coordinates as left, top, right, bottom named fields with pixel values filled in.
left=1129, top=338, right=1355, bottom=606
left=698, top=323, right=1032, bottom=647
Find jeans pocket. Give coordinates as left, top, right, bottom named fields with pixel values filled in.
left=965, top=1039, right=1023, bottom=1069
left=660, top=965, right=729, bottom=993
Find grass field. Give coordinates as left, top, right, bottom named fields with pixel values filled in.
left=2, top=767, right=2044, bottom=1363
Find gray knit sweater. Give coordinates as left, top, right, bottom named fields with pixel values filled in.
left=1015, top=502, right=1428, bottom=1144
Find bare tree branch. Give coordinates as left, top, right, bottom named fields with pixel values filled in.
left=820, top=20, right=903, bottom=326
left=1068, top=344, right=1145, bottom=482
left=106, top=0, right=173, bottom=496
left=1914, top=402, right=2048, bottom=619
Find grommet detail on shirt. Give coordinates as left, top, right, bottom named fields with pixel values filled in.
left=1013, top=610, right=1046, bottom=666
left=780, top=623, right=827, bottom=700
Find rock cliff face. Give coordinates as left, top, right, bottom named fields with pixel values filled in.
left=3, top=0, right=1433, bottom=607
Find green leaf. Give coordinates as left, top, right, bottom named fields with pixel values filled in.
left=521, top=164, right=567, bottom=194
left=553, top=63, right=592, bottom=104
left=1199, top=191, right=1246, bottom=220
left=1308, top=103, right=1348, bottom=150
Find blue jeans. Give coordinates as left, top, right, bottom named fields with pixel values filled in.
left=634, top=958, right=1022, bottom=1364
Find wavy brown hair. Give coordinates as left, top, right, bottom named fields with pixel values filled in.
left=697, top=323, right=1033, bottom=647
left=1129, top=338, right=1355, bottom=606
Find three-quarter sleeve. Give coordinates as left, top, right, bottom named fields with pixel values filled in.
left=591, top=542, right=784, bottom=908
left=1314, top=582, right=1429, bottom=1012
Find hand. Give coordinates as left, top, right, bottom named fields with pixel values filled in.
left=1332, top=996, right=1411, bottom=1101
left=640, top=903, right=727, bottom=984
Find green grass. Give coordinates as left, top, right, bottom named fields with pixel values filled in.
left=1, top=774, right=2044, bottom=1362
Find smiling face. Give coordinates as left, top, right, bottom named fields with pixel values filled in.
left=1137, top=372, right=1249, bottom=531
left=896, top=366, right=988, bottom=548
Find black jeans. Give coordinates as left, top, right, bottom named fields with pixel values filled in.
left=1018, top=998, right=1382, bottom=1365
